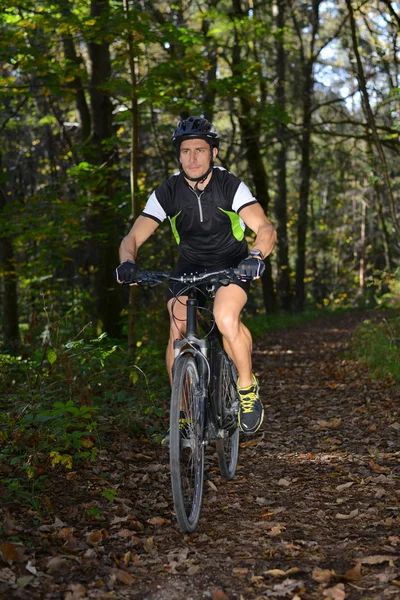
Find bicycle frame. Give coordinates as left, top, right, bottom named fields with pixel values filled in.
left=172, top=285, right=235, bottom=443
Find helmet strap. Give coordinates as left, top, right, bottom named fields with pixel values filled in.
left=183, top=161, right=214, bottom=184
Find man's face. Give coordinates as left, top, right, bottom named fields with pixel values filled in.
left=179, top=138, right=217, bottom=179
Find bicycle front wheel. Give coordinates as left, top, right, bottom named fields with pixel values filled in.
left=215, top=351, right=239, bottom=479
left=170, top=354, right=205, bottom=532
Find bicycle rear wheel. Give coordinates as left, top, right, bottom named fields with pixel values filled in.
left=170, top=354, right=205, bottom=532
left=215, top=351, right=239, bottom=479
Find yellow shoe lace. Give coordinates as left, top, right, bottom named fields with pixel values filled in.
left=237, top=375, right=259, bottom=414
left=238, top=390, right=258, bottom=413
left=179, top=417, right=192, bottom=430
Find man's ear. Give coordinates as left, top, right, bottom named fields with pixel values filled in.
left=213, top=147, right=219, bottom=160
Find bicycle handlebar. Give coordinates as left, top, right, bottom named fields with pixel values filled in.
left=122, top=267, right=249, bottom=286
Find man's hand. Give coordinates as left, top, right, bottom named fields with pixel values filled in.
left=115, top=260, right=138, bottom=284
left=238, top=256, right=265, bottom=280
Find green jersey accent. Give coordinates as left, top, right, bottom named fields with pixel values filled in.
left=218, top=208, right=245, bottom=241
left=170, top=211, right=182, bottom=244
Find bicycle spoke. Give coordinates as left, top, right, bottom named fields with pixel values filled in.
left=215, top=352, right=239, bottom=479
left=170, top=355, right=204, bottom=532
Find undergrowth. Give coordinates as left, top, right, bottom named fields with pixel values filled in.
left=0, top=320, right=169, bottom=510
left=352, top=311, right=400, bottom=383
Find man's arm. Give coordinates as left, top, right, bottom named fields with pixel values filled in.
left=119, top=215, right=160, bottom=262
left=239, top=203, right=277, bottom=258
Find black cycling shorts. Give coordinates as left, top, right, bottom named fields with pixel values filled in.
left=165, top=258, right=250, bottom=306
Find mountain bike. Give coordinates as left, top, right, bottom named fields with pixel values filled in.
left=130, top=268, right=245, bottom=532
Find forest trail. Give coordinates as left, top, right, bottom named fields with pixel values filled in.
left=2, top=311, right=399, bottom=600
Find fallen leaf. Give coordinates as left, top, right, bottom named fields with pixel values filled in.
left=110, top=515, right=129, bottom=526
left=130, top=519, right=145, bottom=532
left=148, top=516, right=168, bottom=526
left=207, top=480, right=218, bottom=492
left=264, top=567, right=302, bottom=578
left=232, top=567, right=249, bottom=576
left=369, top=460, right=390, bottom=474
left=336, top=482, right=354, bottom=492
left=64, top=584, right=87, bottom=600
left=25, top=561, right=37, bottom=576
left=358, top=555, right=397, bottom=566
left=0, top=542, right=25, bottom=565
left=118, top=529, right=138, bottom=538
left=344, top=563, right=362, bottom=581
left=3, top=509, right=16, bottom=534
left=111, top=568, right=135, bottom=585
left=315, top=418, right=342, bottom=430
left=323, top=583, right=346, bottom=599
left=211, top=589, right=229, bottom=600
left=187, top=564, right=200, bottom=575
left=268, top=524, right=285, bottom=536
left=46, top=556, right=69, bottom=574
left=16, top=576, right=34, bottom=588
left=144, top=536, right=157, bottom=556
left=0, top=568, right=15, bottom=584
left=312, top=568, right=336, bottom=583
left=278, top=478, right=290, bottom=487
left=271, top=578, right=303, bottom=596
left=86, top=529, right=108, bottom=546
left=253, top=511, right=274, bottom=520
left=335, top=508, right=359, bottom=520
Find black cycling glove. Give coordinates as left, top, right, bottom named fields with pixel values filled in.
left=115, top=260, right=138, bottom=284
left=238, top=255, right=265, bottom=279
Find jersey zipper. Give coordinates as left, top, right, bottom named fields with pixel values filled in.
left=189, top=188, right=204, bottom=222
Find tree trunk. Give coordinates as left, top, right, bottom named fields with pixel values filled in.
left=124, top=0, right=141, bottom=355
left=231, top=0, right=276, bottom=313
left=295, top=67, right=312, bottom=312
left=274, top=0, right=292, bottom=311
left=60, top=1, right=91, bottom=142
left=293, top=1, right=321, bottom=311
left=0, top=181, right=19, bottom=352
left=345, top=0, right=399, bottom=238
left=87, top=0, right=123, bottom=337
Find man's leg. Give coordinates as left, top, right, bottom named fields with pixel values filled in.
left=166, top=296, right=188, bottom=384
left=213, top=285, right=264, bottom=434
left=213, top=285, right=252, bottom=387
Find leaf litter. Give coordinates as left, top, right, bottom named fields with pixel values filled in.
left=0, top=312, right=399, bottom=599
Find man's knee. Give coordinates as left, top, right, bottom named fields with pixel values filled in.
left=215, top=310, right=241, bottom=337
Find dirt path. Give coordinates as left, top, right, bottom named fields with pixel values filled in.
left=1, top=312, right=399, bottom=600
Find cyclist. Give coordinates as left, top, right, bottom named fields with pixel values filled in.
left=116, top=116, right=276, bottom=434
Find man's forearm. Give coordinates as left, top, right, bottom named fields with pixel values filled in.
left=119, top=235, right=137, bottom=263
left=252, top=223, right=277, bottom=259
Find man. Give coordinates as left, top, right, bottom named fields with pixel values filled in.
left=116, top=116, right=276, bottom=434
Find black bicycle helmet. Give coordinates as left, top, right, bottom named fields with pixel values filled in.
left=171, top=116, right=220, bottom=150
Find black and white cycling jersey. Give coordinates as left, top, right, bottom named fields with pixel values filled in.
left=142, top=167, right=258, bottom=267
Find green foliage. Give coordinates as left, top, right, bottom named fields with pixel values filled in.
left=244, top=308, right=334, bottom=339
left=352, top=313, right=400, bottom=383
left=0, top=310, right=169, bottom=508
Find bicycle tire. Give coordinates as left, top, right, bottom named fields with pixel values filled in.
left=170, top=354, right=205, bottom=532
left=215, top=351, right=239, bottom=479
